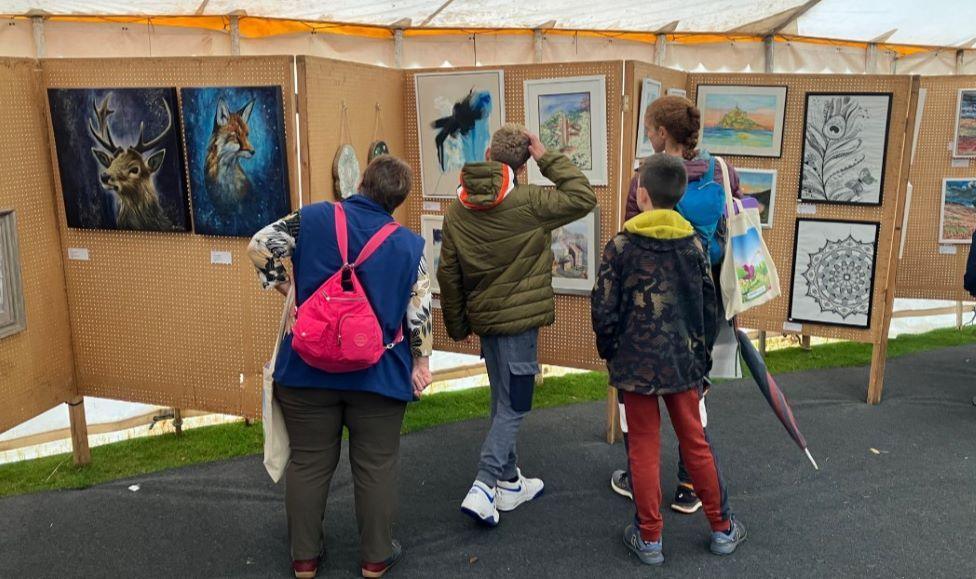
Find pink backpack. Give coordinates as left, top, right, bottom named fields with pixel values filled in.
left=291, top=203, right=402, bottom=373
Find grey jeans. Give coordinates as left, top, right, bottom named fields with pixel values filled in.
left=476, top=329, right=540, bottom=486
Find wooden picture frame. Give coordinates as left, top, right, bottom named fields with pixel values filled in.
left=0, top=210, right=26, bottom=339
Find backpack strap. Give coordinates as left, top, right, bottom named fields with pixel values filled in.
left=334, top=202, right=350, bottom=266
left=353, top=222, right=400, bottom=267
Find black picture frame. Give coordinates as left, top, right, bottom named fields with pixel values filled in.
left=787, top=218, right=881, bottom=330
left=798, top=92, right=893, bottom=207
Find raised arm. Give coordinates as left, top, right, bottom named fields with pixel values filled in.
left=248, top=211, right=300, bottom=296
left=525, top=132, right=598, bottom=231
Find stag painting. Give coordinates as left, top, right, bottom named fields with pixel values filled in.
left=181, top=86, right=291, bottom=237
left=48, top=87, right=190, bottom=231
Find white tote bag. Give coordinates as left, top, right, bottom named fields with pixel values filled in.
left=716, top=157, right=781, bottom=319
left=262, top=287, right=294, bottom=483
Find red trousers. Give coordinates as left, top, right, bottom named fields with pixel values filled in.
left=622, top=388, right=731, bottom=542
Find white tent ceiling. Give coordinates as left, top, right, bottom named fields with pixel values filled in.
left=8, top=0, right=976, bottom=48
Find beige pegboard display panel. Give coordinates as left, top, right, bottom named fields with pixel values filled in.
left=0, top=59, right=77, bottom=434
left=298, top=57, right=406, bottom=208
left=687, top=73, right=915, bottom=344
left=41, top=56, right=300, bottom=419
left=403, top=61, right=624, bottom=371
left=897, top=76, right=976, bottom=301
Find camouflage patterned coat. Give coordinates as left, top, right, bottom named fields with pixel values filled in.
left=591, top=210, right=718, bottom=395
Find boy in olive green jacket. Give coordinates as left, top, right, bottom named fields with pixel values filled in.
left=438, top=124, right=596, bottom=527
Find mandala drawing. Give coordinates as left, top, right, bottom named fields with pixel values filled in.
left=801, top=235, right=873, bottom=319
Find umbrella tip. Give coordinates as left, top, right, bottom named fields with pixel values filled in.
left=805, top=448, right=820, bottom=470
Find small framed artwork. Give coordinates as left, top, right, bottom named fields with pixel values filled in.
left=952, top=88, right=976, bottom=158
left=420, top=215, right=444, bottom=294
left=0, top=210, right=27, bottom=339
left=939, top=178, right=976, bottom=244
left=524, top=75, right=608, bottom=187
left=696, top=85, right=787, bottom=158
left=737, top=168, right=777, bottom=228
left=789, top=218, right=880, bottom=329
left=799, top=93, right=892, bottom=206
left=415, top=70, right=505, bottom=199
left=667, top=88, right=687, bottom=98
left=635, top=78, right=662, bottom=158
left=551, top=208, right=600, bottom=295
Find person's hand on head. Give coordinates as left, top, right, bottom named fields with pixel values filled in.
left=524, top=131, right=546, bottom=161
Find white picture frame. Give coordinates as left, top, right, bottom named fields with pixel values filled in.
left=524, top=75, right=608, bottom=187
left=952, top=88, right=976, bottom=159
left=0, top=210, right=27, bottom=339
left=635, top=77, right=662, bottom=158
left=551, top=208, right=600, bottom=295
left=736, top=168, right=777, bottom=228
left=420, top=215, right=444, bottom=294
left=696, top=84, right=787, bottom=158
left=415, top=70, right=505, bottom=199
left=938, top=178, right=976, bottom=244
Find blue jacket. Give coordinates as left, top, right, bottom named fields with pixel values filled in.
left=273, top=195, right=425, bottom=402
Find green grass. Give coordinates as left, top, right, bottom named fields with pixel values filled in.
left=2, top=325, right=975, bottom=498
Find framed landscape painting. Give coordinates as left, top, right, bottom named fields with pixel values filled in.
left=789, top=219, right=880, bottom=329
left=181, top=86, right=291, bottom=237
left=799, top=93, right=892, bottom=206
left=47, top=87, right=190, bottom=232
left=939, top=178, right=976, bottom=244
left=697, top=85, right=787, bottom=158
left=635, top=77, right=662, bottom=158
left=953, top=89, right=976, bottom=158
left=421, top=215, right=444, bottom=294
left=551, top=209, right=600, bottom=295
left=737, top=168, right=777, bottom=228
left=415, top=70, right=505, bottom=199
left=0, top=210, right=26, bottom=339
left=524, top=75, right=608, bottom=186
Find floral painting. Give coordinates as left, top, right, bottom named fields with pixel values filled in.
left=737, top=169, right=777, bottom=228
left=799, top=93, right=891, bottom=205
left=550, top=209, right=599, bottom=295
left=939, top=178, right=976, bottom=244
left=953, top=89, right=976, bottom=158
left=697, top=85, right=787, bottom=157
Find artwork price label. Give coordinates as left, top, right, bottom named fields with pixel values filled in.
left=783, top=322, right=803, bottom=333
left=432, top=298, right=442, bottom=309
left=423, top=202, right=441, bottom=211
left=796, top=203, right=817, bottom=215
left=951, top=158, right=971, bottom=168
left=210, top=251, right=233, bottom=265
left=939, top=245, right=958, bottom=255
left=67, top=248, right=90, bottom=261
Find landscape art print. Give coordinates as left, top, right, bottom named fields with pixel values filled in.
left=737, top=168, right=777, bottom=228
left=525, top=76, right=608, bottom=186
left=953, top=89, right=976, bottom=158
left=181, top=86, right=291, bottom=237
left=421, top=215, right=444, bottom=294
left=0, top=210, right=26, bottom=339
left=48, top=87, right=190, bottom=232
left=799, top=93, right=892, bottom=205
left=697, top=85, right=787, bottom=158
left=415, top=71, right=504, bottom=198
left=550, top=209, right=599, bottom=295
left=635, top=78, right=662, bottom=158
left=789, top=219, right=880, bottom=329
left=939, top=178, right=976, bottom=244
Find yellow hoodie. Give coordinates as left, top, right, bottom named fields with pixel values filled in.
left=623, top=209, right=695, bottom=240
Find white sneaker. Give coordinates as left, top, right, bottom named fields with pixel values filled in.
left=495, top=469, right=545, bottom=512
left=461, top=481, right=500, bottom=527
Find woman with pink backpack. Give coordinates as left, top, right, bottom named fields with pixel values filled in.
left=248, top=155, right=432, bottom=579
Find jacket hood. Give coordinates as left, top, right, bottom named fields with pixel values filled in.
left=624, top=209, right=695, bottom=240
left=457, top=161, right=516, bottom=211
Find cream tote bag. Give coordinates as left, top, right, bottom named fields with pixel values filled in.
left=717, top=157, right=781, bottom=319
left=263, top=287, right=294, bottom=483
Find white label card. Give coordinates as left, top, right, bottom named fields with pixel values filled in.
left=951, top=158, right=971, bottom=168
left=796, top=203, right=817, bottom=215
left=423, top=202, right=441, bottom=212
left=210, top=251, right=233, bottom=265
left=783, top=322, right=803, bottom=333
left=939, top=245, right=958, bottom=255
left=432, top=298, right=442, bottom=309
left=67, top=248, right=90, bottom=261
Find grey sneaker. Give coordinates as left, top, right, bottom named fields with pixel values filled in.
left=610, top=470, right=633, bottom=500
left=623, top=523, right=664, bottom=565
left=710, top=518, right=747, bottom=556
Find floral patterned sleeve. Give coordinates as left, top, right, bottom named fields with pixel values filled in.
left=248, top=212, right=300, bottom=290
left=407, top=256, right=433, bottom=358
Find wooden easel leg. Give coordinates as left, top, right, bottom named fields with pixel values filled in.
left=867, top=341, right=888, bottom=404
left=956, top=301, right=964, bottom=330
left=758, top=330, right=767, bottom=357
left=606, top=386, right=621, bottom=444
left=68, top=397, right=91, bottom=466
left=801, top=334, right=812, bottom=351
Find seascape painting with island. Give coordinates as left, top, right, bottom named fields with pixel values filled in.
left=697, top=85, right=787, bottom=158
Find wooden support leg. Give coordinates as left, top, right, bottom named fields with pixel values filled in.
left=801, top=334, right=812, bottom=351
left=606, top=386, right=621, bottom=444
left=68, top=397, right=91, bottom=466
left=867, top=341, right=888, bottom=404
left=758, top=330, right=767, bottom=357
left=173, top=408, right=183, bottom=436
left=956, top=301, right=964, bottom=330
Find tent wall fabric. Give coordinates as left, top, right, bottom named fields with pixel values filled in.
left=0, top=59, right=77, bottom=434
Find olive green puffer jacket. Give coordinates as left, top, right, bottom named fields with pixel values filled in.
left=437, top=152, right=597, bottom=339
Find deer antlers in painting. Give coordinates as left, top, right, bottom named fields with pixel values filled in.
left=88, top=95, right=176, bottom=231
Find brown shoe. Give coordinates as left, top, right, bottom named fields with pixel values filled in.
left=361, top=541, right=402, bottom=578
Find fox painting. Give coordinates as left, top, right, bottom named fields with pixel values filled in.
left=182, top=87, right=291, bottom=237
left=205, top=98, right=255, bottom=212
